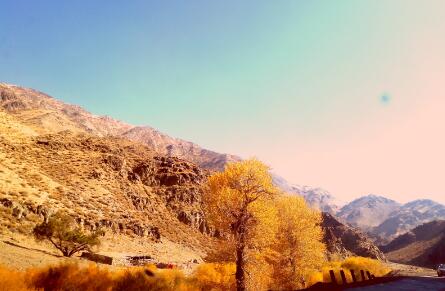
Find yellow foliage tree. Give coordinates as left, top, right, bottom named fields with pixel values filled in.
left=270, top=195, right=326, bottom=290
left=203, top=159, right=279, bottom=291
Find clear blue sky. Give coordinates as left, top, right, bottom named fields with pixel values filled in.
left=2, top=1, right=445, bottom=203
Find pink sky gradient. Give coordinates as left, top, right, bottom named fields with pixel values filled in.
left=256, top=36, right=445, bottom=204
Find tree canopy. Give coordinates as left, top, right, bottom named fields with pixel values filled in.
left=270, top=196, right=326, bottom=289
left=203, top=159, right=327, bottom=290
left=203, top=159, right=279, bottom=291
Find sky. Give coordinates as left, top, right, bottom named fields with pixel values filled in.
left=1, top=1, right=445, bottom=204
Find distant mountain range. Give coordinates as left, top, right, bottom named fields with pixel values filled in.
left=337, top=195, right=445, bottom=243
left=273, top=177, right=445, bottom=243
left=371, top=199, right=445, bottom=243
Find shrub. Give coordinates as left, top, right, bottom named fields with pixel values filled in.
left=33, top=212, right=103, bottom=257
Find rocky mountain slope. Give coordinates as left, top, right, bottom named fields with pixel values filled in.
left=0, top=83, right=239, bottom=171
left=0, top=104, right=213, bottom=262
left=381, top=220, right=445, bottom=267
left=321, top=213, right=386, bottom=260
left=337, top=195, right=401, bottom=230
left=370, top=199, right=445, bottom=243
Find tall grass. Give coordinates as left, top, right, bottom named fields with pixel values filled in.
left=0, top=266, right=28, bottom=291
left=0, top=257, right=390, bottom=290
left=0, top=262, right=236, bottom=291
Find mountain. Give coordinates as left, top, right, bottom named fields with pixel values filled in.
left=321, top=213, right=386, bottom=261
left=337, top=195, right=401, bottom=230
left=0, top=83, right=247, bottom=263
left=0, top=83, right=239, bottom=171
left=371, top=199, right=445, bottom=242
left=272, top=175, right=342, bottom=214
left=0, top=106, right=214, bottom=262
left=381, top=220, right=445, bottom=267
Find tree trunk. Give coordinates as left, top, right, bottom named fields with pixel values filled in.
left=236, top=245, right=246, bottom=291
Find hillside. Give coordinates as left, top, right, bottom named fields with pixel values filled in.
left=382, top=220, right=445, bottom=267
left=321, top=213, right=386, bottom=261
left=0, top=105, right=212, bottom=263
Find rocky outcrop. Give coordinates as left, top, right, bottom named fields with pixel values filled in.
left=177, top=211, right=209, bottom=234
left=1, top=198, right=52, bottom=222
left=130, top=156, right=206, bottom=187
left=322, top=213, right=386, bottom=261
left=1, top=197, right=163, bottom=241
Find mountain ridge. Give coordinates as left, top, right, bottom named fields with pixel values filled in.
left=0, top=83, right=240, bottom=171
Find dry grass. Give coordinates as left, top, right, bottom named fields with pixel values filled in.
left=0, top=266, right=28, bottom=291
left=0, top=262, right=236, bottom=291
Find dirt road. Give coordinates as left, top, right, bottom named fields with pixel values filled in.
left=346, top=277, right=445, bottom=291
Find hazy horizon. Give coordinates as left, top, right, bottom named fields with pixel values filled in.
left=2, top=1, right=445, bottom=204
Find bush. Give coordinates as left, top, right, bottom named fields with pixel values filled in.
left=33, top=212, right=102, bottom=257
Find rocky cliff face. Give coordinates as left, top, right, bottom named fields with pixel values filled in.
left=321, top=213, right=386, bottom=261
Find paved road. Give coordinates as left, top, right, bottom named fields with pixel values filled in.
left=347, top=276, right=445, bottom=291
